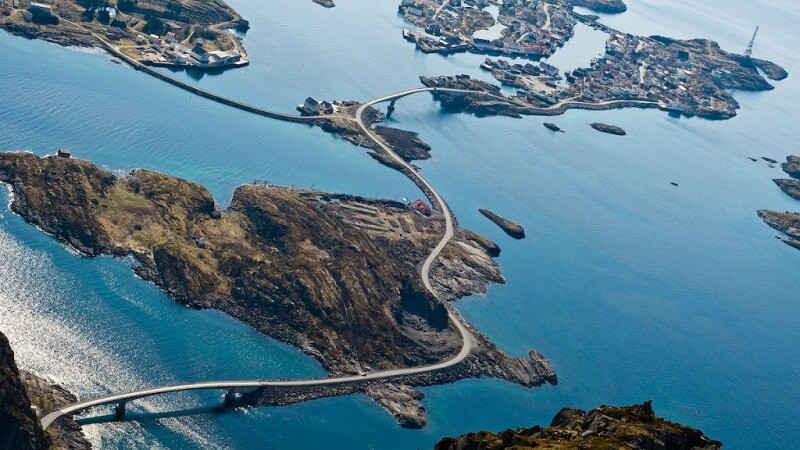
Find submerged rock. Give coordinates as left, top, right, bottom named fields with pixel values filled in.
left=434, top=401, right=722, bottom=450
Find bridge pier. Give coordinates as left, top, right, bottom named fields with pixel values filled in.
left=224, top=389, right=238, bottom=407
left=387, top=100, right=396, bottom=117
left=114, top=402, right=126, bottom=421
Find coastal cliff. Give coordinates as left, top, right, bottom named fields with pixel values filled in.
left=1, top=331, right=90, bottom=450
left=0, top=331, right=48, bottom=450
left=434, top=401, right=721, bottom=450
left=0, top=151, right=556, bottom=427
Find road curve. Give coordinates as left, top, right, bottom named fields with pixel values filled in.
left=40, top=87, right=476, bottom=431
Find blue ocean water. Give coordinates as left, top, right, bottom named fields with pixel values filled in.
left=1, top=0, right=799, bottom=448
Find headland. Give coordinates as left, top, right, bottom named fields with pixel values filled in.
left=0, top=151, right=557, bottom=428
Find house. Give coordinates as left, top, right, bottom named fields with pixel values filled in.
left=319, top=100, right=334, bottom=114
left=208, top=50, right=241, bottom=65
left=28, top=2, right=52, bottom=13
left=190, top=43, right=209, bottom=63
left=300, top=97, right=320, bottom=114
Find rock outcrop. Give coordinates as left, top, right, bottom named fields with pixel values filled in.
left=434, top=401, right=721, bottom=450
left=0, top=331, right=49, bottom=450
left=590, top=122, right=626, bottom=136
left=374, top=126, right=432, bottom=161
left=0, top=151, right=556, bottom=428
left=18, top=372, right=92, bottom=450
left=774, top=179, right=800, bottom=202
left=758, top=210, right=800, bottom=250
left=752, top=58, right=789, bottom=81
left=569, top=0, right=627, bottom=14
left=478, top=209, right=525, bottom=239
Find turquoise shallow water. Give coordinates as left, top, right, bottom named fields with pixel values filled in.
left=1, top=0, right=800, bottom=448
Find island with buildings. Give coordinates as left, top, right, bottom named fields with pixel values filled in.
left=0, top=0, right=249, bottom=70
left=398, top=0, right=786, bottom=120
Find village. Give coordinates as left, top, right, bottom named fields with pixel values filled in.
left=399, top=0, right=577, bottom=58
left=475, top=23, right=773, bottom=118
left=0, top=0, right=249, bottom=70
left=399, top=0, right=781, bottom=119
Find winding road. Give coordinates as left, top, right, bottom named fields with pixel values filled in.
left=40, top=88, right=477, bottom=431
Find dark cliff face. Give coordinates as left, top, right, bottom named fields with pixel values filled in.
left=0, top=153, right=114, bottom=255
left=0, top=332, right=50, bottom=450
left=435, top=401, right=721, bottom=450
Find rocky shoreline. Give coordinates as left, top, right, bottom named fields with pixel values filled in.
left=0, top=151, right=556, bottom=428
left=1, top=331, right=89, bottom=450
left=434, top=401, right=721, bottom=450
left=758, top=155, right=800, bottom=251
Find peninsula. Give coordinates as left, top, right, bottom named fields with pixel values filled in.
left=434, top=401, right=721, bottom=450
left=0, top=151, right=556, bottom=428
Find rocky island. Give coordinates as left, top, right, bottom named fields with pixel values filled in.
left=590, top=122, right=626, bottom=136
left=434, top=401, right=721, bottom=450
left=479, top=209, right=526, bottom=239
left=544, top=123, right=564, bottom=132
left=1, top=331, right=90, bottom=450
left=0, top=151, right=557, bottom=428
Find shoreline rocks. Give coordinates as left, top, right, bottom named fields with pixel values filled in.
left=1, top=331, right=49, bottom=450
left=590, top=122, right=626, bottom=135
left=478, top=209, right=525, bottom=239
left=434, top=401, right=722, bottom=450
